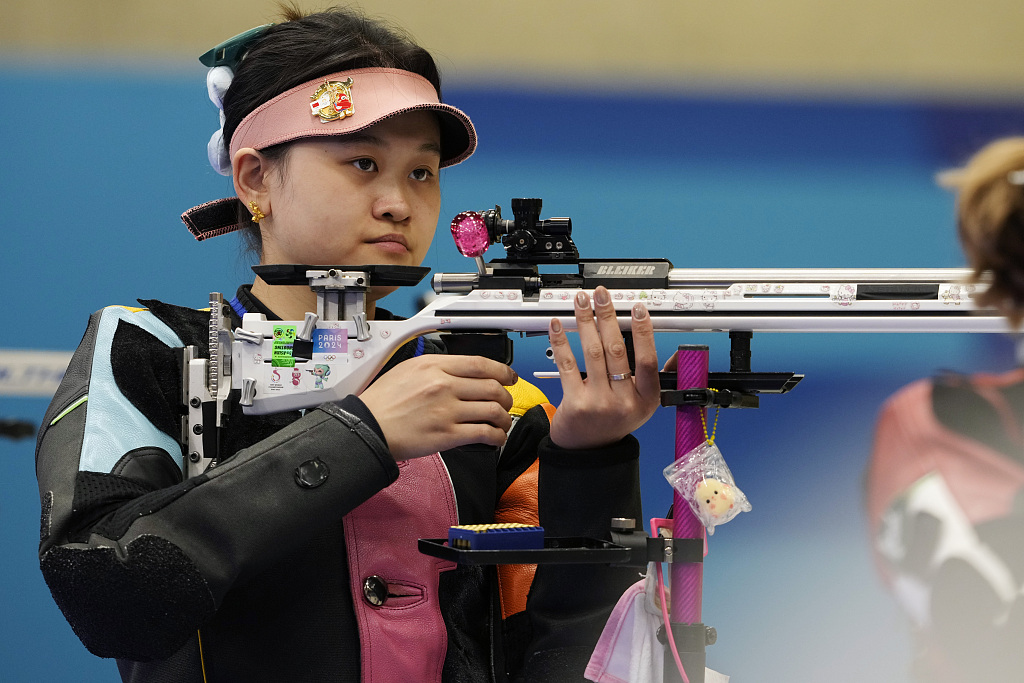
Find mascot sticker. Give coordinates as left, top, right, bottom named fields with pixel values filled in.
left=309, top=364, right=331, bottom=389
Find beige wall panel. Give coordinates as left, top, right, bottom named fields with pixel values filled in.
left=3, top=0, right=1024, bottom=98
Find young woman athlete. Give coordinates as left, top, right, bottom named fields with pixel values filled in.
left=35, top=7, right=662, bottom=682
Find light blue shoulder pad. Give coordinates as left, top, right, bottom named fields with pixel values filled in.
left=79, top=306, right=185, bottom=475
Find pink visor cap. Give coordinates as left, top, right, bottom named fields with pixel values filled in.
left=229, top=67, right=476, bottom=166
left=182, top=67, right=477, bottom=241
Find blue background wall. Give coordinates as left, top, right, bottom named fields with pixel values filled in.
left=3, top=65, right=1024, bottom=680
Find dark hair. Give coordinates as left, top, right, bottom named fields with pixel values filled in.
left=939, top=137, right=1024, bottom=327
left=222, top=5, right=443, bottom=256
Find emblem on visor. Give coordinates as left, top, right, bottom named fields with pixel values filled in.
left=310, top=78, right=355, bottom=122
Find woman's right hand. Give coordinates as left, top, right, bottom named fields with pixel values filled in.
left=359, top=355, right=517, bottom=461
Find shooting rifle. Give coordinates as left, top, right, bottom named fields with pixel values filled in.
left=182, top=197, right=1003, bottom=476
left=179, top=197, right=1005, bottom=682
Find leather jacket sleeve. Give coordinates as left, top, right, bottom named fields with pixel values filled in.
left=36, top=306, right=398, bottom=661
left=497, top=404, right=643, bottom=681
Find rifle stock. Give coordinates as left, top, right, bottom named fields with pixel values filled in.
left=223, top=265, right=1002, bottom=417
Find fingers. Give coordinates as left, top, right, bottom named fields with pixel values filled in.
left=592, top=286, right=633, bottom=388
left=550, top=286, right=638, bottom=391
left=358, top=353, right=518, bottom=460
left=630, top=303, right=660, bottom=400
left=433, top=397, right=512, bottom=450
left=456, top=400, right=514, bottom=433
left=547, top=288, right=663, bottom=450
left=450, top=376, right=514, bottom=412
left=437, top=354, right=518, bottom=386
left=451, top=422, right=511, bottom=449
left=548, top=315, right=584, bottom=393
left=416, top=356, right=515, bottom=414
left=573, top=290, right=611, bottom=384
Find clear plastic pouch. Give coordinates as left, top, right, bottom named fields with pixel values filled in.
left=663, top=441, right=751, bottom=534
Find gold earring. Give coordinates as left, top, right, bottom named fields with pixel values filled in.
left=248, top=200, right=266, bottom=224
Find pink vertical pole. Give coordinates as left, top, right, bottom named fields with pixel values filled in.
left=669, top=344, right=709, bottom=682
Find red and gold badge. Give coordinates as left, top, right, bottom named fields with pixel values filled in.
left=309, top=78, right=355, bottom=122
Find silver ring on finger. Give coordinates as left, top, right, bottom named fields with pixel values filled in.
left=608, top=372, right=632, bottom=381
